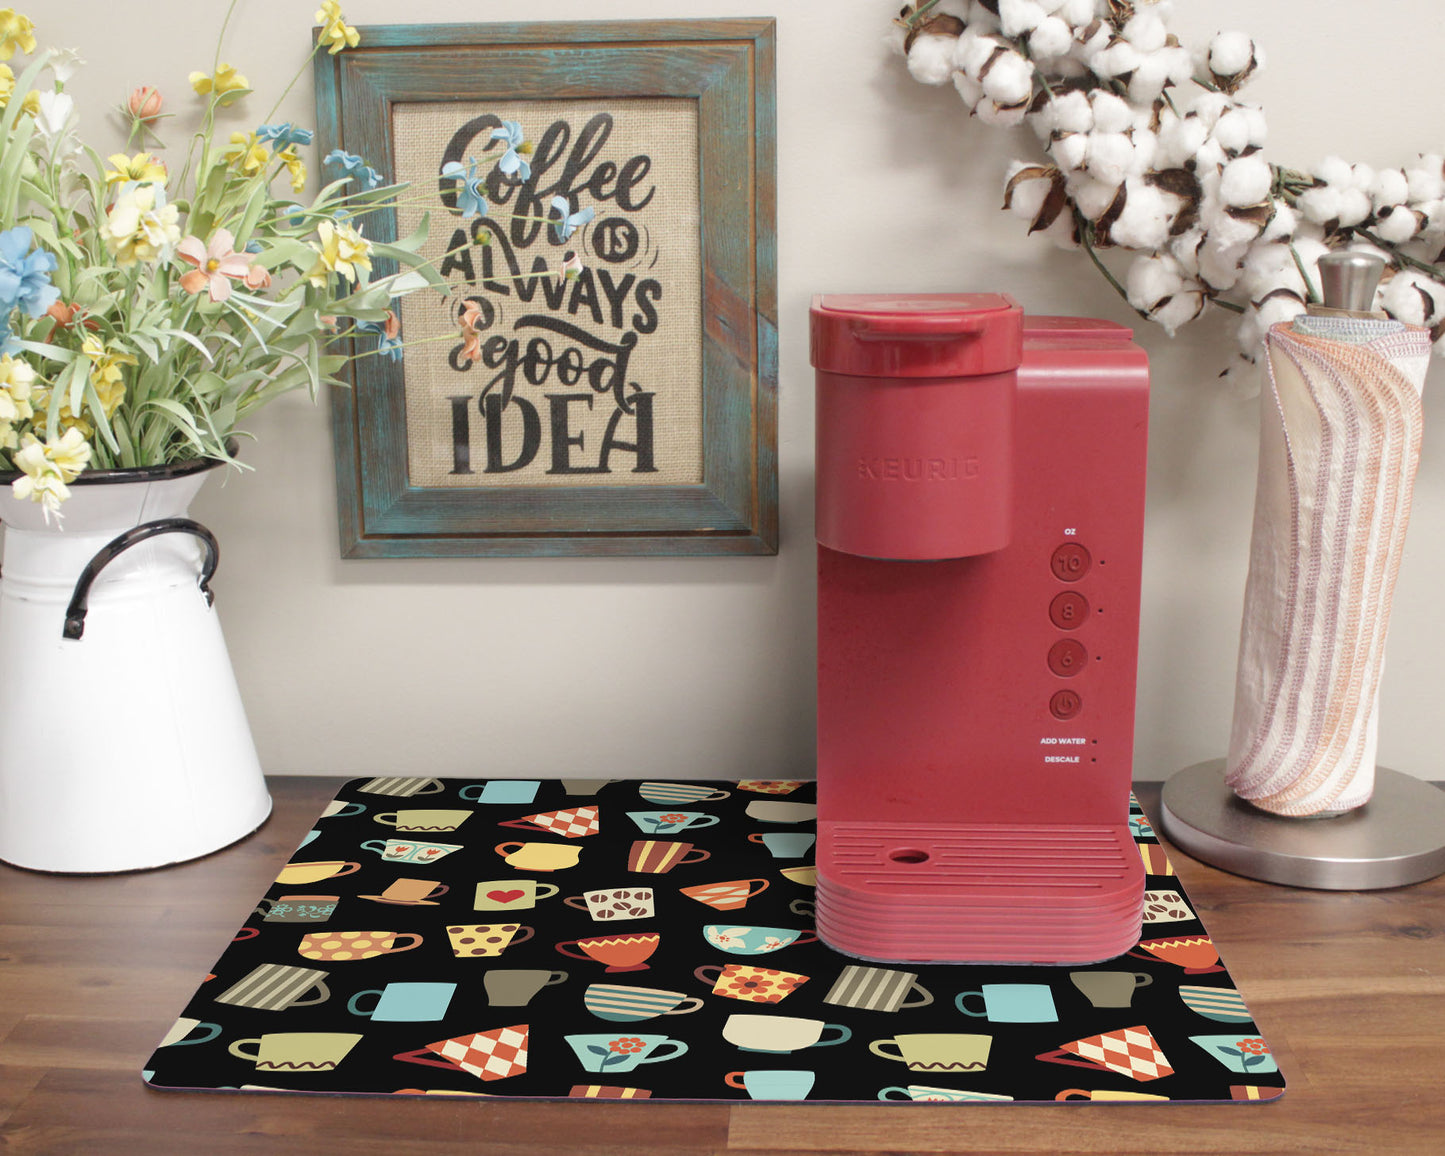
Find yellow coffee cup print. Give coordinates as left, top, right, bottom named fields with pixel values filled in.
left=297, top=930, right=424, bottom=962
left=276, top=860, right=360, bottom=886
left=447, top=923, right=536, bottom=958
left=494, top=841, right=582, bottom=872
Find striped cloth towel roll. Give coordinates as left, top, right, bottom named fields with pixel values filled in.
left=1225, top=316, right=1429, bottom=816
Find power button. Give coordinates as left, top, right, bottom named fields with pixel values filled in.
left=1050, top=690, right=1083, bottom=720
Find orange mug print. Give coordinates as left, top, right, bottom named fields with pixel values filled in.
left=297, top=931, right=423, bottom=962
left=555, top=932, right=662, bottom=973
left=679, top=878, right=770, bottom=912
left=1128, top=936, right=1225, bottom=975
left=695, top=963, right=809, bottom=1004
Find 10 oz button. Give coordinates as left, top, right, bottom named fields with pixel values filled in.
left=1050, top=543, right=1092, bottom=582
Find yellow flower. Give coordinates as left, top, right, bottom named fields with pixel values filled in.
left=188, top=61, right=248, bottom=104
left=305, top=218, right=371, bottom=286
left=223, top=131, right=268, bottom=176
left=104, top=152, right=167, bottom=186
left=81, top=334, right=136, bottom=416
left=278, top=145, right=307, bottom=193
left=315, top=1, right=359, bottom=54
left=12, top=428, right=91, bottom=517
left=0, top=354, right=34, bottom=425
left=102, top=184, right=180, bottom=265
left=27, top=383, right=92, bottom=438
left=0, top=9, right=36, bottom=60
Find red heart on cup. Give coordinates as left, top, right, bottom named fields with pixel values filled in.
left=487, top=890, right=525, bottom=904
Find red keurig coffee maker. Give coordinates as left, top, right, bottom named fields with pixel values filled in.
left=811, top=294, right=1149, bottom=964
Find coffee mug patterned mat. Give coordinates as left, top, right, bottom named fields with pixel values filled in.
left=143, top=778, right=1285, bottom=1103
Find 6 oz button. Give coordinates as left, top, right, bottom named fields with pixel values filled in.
left=1050, top=543, right=1092, bottom=582
left=1048, top=639, right=1087, bottom=677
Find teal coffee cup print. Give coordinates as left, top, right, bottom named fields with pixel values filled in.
left=1191, top=1034, right=1278, bottom=1074
left=360, top=839, right=462, bottom=866
left=748, top=831, right=816, bottom=859
left=565, top=1033, right=688, bottom=1074
left=725, top=1069, right=815, bottom=1100
left=627, top=811, right=721, bottom=834
left=954, top=983, right=1059, bottom=1023
left=158, top=1017, right=223, bottom=1047
left=321, top=800, right=366, bottom=819
left=703, top=924, right=819, bottom=955
left=254, top=894, right=339, bottom=923
left=347, top=981, right=457, bottom=1022
left=584, top=984, right=706, bottom=1022
left=460, top=780, right=541, bottom=805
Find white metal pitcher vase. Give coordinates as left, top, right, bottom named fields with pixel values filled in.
left=0, top=458, right=271, bottom=872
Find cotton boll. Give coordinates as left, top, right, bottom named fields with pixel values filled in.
left=980, top=50, right=1035, bottom=106
left=1406, top=155, right=1445, bottom=203
left=1241, top=105, right=1268, bottom=148
left=1200, top=195, right=1265, bottom=249
left=1313, top=155, right=1353, bottom=188
left=1219, top=155, right=1272, bottom=207
left=1047, top=90, right=1094, bottom=135
left=1256, top=291, right=1306, bottom=329
left=1050, top=131, right=1089, bottom=173
left=1091, top=38, right=1143, bottom=80
left=1003, top=160, right=1054, bottom=222
left=1374, top=204, right=1422, bottom=244
left=1122, top=11, right=1168, bottom=53
left=1347, top=163, right=1375, bottom=193
left=967, top=0, right=1004, bottom=31
left=1110, top=179, right=1175, bottom=250
left=1336, top=187, right=1372, bottom=228
left=1381, top=270, right=1445, bottom=325
left=1193, top=138, right=1228, bottom=174
left=1126, top=54, right=1173, bottom=105
left=957, top=33, right=1002, bottom=80
left=1086, top=131, right=1135, bottom=186
left=1058, top=0, right=1097, bottom=28
left=1211, top=108, right=1253, bottom=157
left=1369, top=166, right=1404, bottom=209
left=953, top=71, right=984, bottom=110
left=1298, top=184, right=1344, bottom=227
left=1206, top=31, right=1254, bottom=78
left=999, top=0, right=1047, bottom=37
left=1027, top=15, right=1074, bottom=61
left=1128, top=129, right=1158, bottom=177
left=976, top=98, right=1031, bottom=127
left=1070, top=174, right=1122, bottom=221
left=1075, top=21, right=1112, bottom=58
left=907, top=35, right=960, bottom=86
left=1198, top=239, right=1246, bottom=291
left=1260, top=200, right=1299, bottom=242
left=1170, top=229, right=1205, bottom=277
left=1156, top=113, right=1209, bottom=170
left=1415, top=199, right=1445, bottom=237
left=1126, top=252, right=1183, bottom=311
left=1035, top=0, right=1070, bottom=14
left=1161, top=45, right=1194, bottom=87
left=1090, top=91, right=1134, bottom=135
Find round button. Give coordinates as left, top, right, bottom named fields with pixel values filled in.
left=1049, top=591, right=1090, bottom=629
left=1048, top=638, right=1088, bottom=677
left=1050, top=543, right=1092, bottom=582
left=1050, top=689, right=1083, bottom=720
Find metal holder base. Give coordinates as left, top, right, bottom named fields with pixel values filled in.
left=1160, top=760, right=1445, bottom=891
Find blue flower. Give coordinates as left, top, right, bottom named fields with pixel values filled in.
left=0, top=226, right=60, bottom=319
left=550, top=196, right=595, bottom=241
left=441, top=158, right=488, bottom=219
left=256, top=123, right=314, bottom=150
left=323, top=148, right=384, bottom=191
left=352, top=312, right=402, bottom=361
left=490, top=121, right=531, bottom=182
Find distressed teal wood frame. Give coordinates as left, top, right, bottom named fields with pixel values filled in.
left=313, top=20, right=777, bottom=557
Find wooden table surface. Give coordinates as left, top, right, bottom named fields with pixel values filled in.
left=2, top=778, right=1442, bottom=1155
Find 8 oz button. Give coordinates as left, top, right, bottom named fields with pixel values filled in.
left=1050, top=543, right=1092, bottom=582
left=1049, top=591, right=1089, bottom=629
left=1048, top=638, right=1088, bottom=677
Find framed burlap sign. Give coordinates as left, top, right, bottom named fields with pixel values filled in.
left=314, top=21, right=777, bottom=556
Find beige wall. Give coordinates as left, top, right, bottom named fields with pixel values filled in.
left=43, top=0, right=1443, bottom=781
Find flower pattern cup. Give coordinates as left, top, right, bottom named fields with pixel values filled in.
left=695, top=963, right=809, bottom=1004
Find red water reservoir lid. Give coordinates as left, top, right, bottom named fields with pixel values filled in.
left=810, top=293, right=1024, bottom=379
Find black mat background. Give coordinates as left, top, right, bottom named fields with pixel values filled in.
left=144, top=778, right=1285, bottom=1103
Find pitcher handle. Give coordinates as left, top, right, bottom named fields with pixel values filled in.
left=63, top=517, right=219, bottom=640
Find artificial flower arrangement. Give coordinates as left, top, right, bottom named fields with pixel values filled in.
left=0, top=2, right=576, bottom=516
left=893, top=0, right=1445, bottom=383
